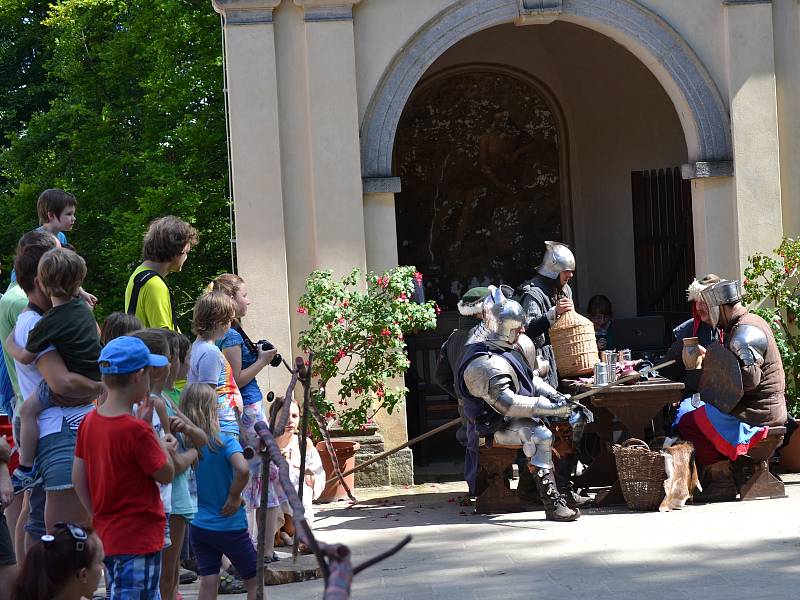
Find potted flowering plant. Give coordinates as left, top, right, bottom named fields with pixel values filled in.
left=297, top=265, right=438, bottom=433
left=743, top=237, right=800, bottom=471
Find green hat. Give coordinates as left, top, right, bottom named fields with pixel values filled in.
left=458, top=287, right=491, bottom=316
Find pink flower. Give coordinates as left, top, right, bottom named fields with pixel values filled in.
left=381, top=328, right=391, bottom=337
left=337, top=350, right=346, bottom=360
left=339, top=317, right=346, bottom=325
left=342, top=299, right=349, bottom=307
left=297, top=307, right=307, bottom=314
left=413, top=271, right=423, bottom=283
left=434, top=303, right=441, bottom=315
left=376, top=387, right=385, bottom=398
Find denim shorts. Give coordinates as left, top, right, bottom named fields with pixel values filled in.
left=104, top=551, right=162, bottom=600
left=23, top=482, right=46, bottom=539
left=38, top=418, right=77, bottom=492
left=189, top=525, right=256, bottom=580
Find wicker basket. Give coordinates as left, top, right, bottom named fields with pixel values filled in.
left=549, top=309, right=598, bottom=376
left=612, top=438, right=667, bottom=511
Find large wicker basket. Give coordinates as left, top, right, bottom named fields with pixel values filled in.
left=612, top=438, right=667, bottom=511
left=550, top=309, right=598, bottom=376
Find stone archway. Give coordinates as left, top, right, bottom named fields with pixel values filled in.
left=360, top=0, right=732, bottom=182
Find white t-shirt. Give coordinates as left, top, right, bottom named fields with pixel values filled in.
left=13, top=308, right=94, bottom=438
left=13, top=309, right=53, bottom=400
left=133, top=396, right=172, bottom=513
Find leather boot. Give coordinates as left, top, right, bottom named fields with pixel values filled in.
left=554, top=454, right=594, bottom=509
left=516, top=462, right=542, bottom=508
left=531, top=466, right=580, bottom=522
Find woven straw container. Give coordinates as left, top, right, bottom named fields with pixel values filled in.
left=550, top=309, right=598, bottom=376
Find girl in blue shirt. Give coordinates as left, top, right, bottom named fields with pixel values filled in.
left=182, top=383, right=257, bottom=600
left=210, top=274, right=277, bottom=512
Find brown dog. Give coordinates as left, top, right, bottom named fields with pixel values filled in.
left=659, top=441, right=702, bottom=511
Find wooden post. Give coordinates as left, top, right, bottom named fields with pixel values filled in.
left=293, top=354, right=313, bottom=561
left=255, top=454, right=270, bottom=600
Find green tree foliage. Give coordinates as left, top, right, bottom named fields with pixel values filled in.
left=743, top=237, right=800, bottom=415
left=0, top=1, right=55, bottom=148
left=0, top=1, right=230, bottom=328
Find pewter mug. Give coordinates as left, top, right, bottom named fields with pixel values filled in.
left=602, top=351, right=617, bottom=383
left=594, top=362, right=608, bottom=386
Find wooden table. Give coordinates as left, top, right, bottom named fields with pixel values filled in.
left=568, top=377, right=685, bottom=504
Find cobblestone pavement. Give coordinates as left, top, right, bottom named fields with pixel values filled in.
left=177, top=475, right=800, bottom=600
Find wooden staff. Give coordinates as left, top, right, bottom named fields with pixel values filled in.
left=325, top=358, right=677, bottom=485
left=293, top=354, right=313, bottom=561
left=255, top=362, right=300, bottom=600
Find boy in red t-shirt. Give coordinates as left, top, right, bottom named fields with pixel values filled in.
left=73, top=336, right=176, bottom=600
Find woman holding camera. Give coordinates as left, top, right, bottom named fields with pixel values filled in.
left=209, top=274, right=277, bottom=514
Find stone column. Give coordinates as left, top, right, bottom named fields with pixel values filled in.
left=294, top=0, right=367, bottom=276
left=724, top=1, right=784, bottom=272
left=772, top=0, right=800, bottom=236
left=293, top=1, right=411, bottom=485
left=362, top=178, right=409, bottom=468
left=683, top=167, right=740, bottom=280
left=212, top=1, right=293, bottom=393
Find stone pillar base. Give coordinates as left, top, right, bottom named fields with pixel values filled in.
left=329, top=429, right=414, bottom=487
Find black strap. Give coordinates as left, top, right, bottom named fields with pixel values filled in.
left=27, top=302, right=45, bottom=316
left=232, top=323, right=257, bottom=354
left=127, top=269, right=177, bottom=328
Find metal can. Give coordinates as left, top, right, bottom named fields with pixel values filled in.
left=618, top=349, right=632, bottom=363
left=602, top=351, right=618, bottom=383
left=594, top=362, right=608, bottom=386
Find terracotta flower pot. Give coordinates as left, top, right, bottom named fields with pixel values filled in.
left=316, top=440, right=360, bottom=502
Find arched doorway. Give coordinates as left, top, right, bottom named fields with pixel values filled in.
left=368, top=1, right=728, bottom=471
left=394, top=66, right=569, bottom=310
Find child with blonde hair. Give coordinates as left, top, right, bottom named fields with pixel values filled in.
left=188, top=291, right=243, bottom=438
left=181, top=383, right=256, bottom=600
left=208, top=273, right=278, bottom=531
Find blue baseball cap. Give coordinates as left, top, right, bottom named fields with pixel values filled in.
left=98, top=336, right=169, bottom=375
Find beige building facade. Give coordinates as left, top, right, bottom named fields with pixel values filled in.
left=211, top=0, right=799, bottom=480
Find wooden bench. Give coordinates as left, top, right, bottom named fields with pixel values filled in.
left=738, top=426, right=786, bottom=501
left=475, top=444, right=523, bottom=514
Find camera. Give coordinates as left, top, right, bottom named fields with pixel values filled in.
left=256, top=339, right=283, bottom=367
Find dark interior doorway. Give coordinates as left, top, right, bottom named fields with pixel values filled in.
left=394, top=67, right=566, bottom=466
left=631, top=167, right=695, bottom=339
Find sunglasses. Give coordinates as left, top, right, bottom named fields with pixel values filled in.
left=41, top=522, right=88, bottom=558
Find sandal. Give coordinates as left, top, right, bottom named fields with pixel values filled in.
left=218, top=572, right=246, bottom=595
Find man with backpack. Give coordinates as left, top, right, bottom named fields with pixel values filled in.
left=125, top=216, right=199, bottom=331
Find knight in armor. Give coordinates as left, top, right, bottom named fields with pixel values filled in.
left=435, top=286, right=512, bottom=446
left=514, top=240, right=576, bottom=390
left=661, top=274, right=722, bottom=431
left=456, top=288, right=585, bottom=521
left=513, top=241, right=592, bottom=508
left=677, top=279, right=787, bottom=469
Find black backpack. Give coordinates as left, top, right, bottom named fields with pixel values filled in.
left=126, top=269, right=177, bottom=328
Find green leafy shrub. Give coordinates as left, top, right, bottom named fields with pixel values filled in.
left=297, top=266, right=437, bottom=432
left=743, top=237, right=800, bottom=416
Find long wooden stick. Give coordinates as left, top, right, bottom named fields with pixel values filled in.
left=293, top=354, right=313, bottom=561
left=325, top=416, right=462, bottom=486
left=325, top=359, right=677, bottom=485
